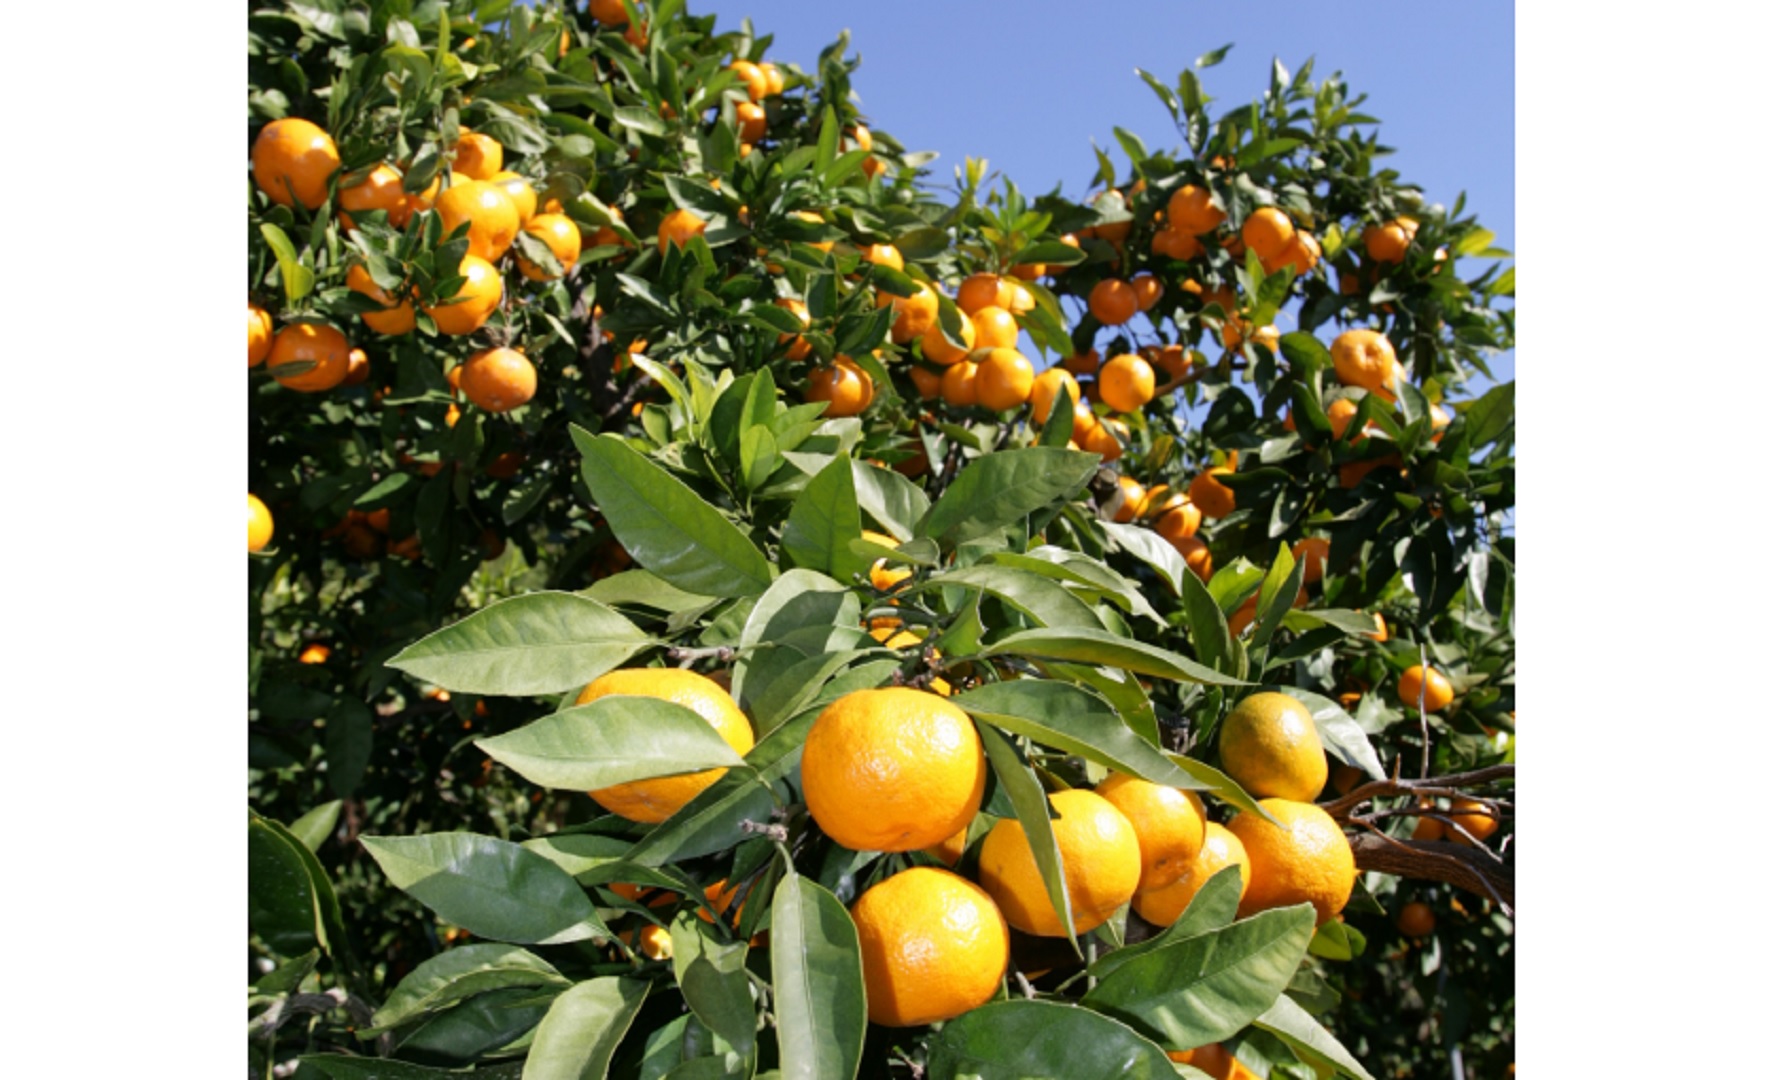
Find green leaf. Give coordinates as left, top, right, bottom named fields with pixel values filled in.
left=260, top=222, right=314, bottom=301
left=815, top=105, right=841, bottom=177
left=367, top=943, right=570, bottom=1034
left=853, top=460, right=930, bottom=542
left=1196, top=43, right=1235, bottom=68
left=572, top=429, right=773, bottom=597
left=1181, top=560, right=1233, bottom=675
left=302, top=1056, right=525, bottom=1079
left=670, top=914, right=756, bottom=1056
left=522, top=977, right=650, bottom=1080
left=1462, top=380, right=1515, bottom=447
left=771, top=872, right=867, bottom=1080
left=395, top=985, right=554, bottom=1061
left=928, top=565, right=1103, bottom=630
left=1253, top=993, right=1376, bottom=1080
left=387, top=592, right=653, bottom=696
left=359, top=832, right=606, bottom=945
left=928, top=1000, right=1183, bottom=1079
left=614, top=105, right=667, bottom=136
left=955, top=681, right=1207, bottom=791
left=1087, top=866, right=1244, bottom=981
left=475, top=697, right=750, bottom=791
left=1013, top=240, right=1090, bottom=267
left=582, top=570, right=717, bottom=614
left=918, top=447, right=1098, bottom=548
left=780, top=458, right=866, bottom=583
left=977, top=723, right=1076, bottom=947
left=1083, top=904, right=1315, bottom=1049
left=249, top=814, right=328, bottom=956
left=982, top=628, right=1245, bottom=687
left=1278, top=687, right=1387, bottom=780
left=1041, top=383, right=1076, bottom=449
left=287, top=800, right=341, bottom=854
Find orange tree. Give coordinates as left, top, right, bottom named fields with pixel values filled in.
left=247, top=2, right=1515, bottom=1077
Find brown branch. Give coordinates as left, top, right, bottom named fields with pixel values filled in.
left=1349, top=831, right=1514, bottom=913
left=1318, top=764, right=1514, bottom=818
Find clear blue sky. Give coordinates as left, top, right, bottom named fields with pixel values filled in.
left=708, top=0, right=1515, bottom=387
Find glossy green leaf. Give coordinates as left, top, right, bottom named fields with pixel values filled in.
left=387, top=592, right=653, bottom=696
left=572, top=429, right=772, bottom=597
left=927, top=564, right=1103, bottom=630
left=918, top=447, right=1097, bottom=547
left=982, top=628, right=1245, bottom=687
left=395, top=985, right=552, bottom=1061
left=522, top=977, right=650, bottom=1080
left=853, top=460, right=929, bottom=541
left=367, top=943, right=570, bottom=1034
left=977, top=722, right=1076, bottom=947
left=771, top=872, right=866, bottom=1080
left=360, top=832, right=605, bottom=945
left=260, top=222, right=314, bottom=301
left=956, top=681, right=1205, bottom=790
left=928, top=1000, right=1183, bottom=1079
left=302, top=1055, right=524, bottom=1079
left=249, top=814, right=327, bottom=956
left=1254, top=993, right=1376, bottom=1080
left=287, top=799, right=341, bottom=854
left=671, top=913, right=756, bottom=1056
left=1462, top=380, right=1515, bottom=447
left=1087, top=866, right=1244, bottom=981
left=474, top=697, right=749, bottom=791
left=780, top=458, right=866, bottom=583
left=1279, top=687, right=1387, bottom=780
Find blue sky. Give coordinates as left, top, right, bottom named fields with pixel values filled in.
left=710, top=0, right=1515, bottom=388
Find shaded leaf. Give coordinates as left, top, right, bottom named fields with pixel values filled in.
left=772, top=872, right=866, bottom=1080
left=360, top=832, right=606, bottom=945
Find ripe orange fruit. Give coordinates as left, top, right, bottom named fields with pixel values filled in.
left=1151, top=227, right=1205, bottom=261
left=728, top=59, right=768, bottom=101
left=926, top=825, right=967, bottom=867
left=251, top=117, right=340, bottom=210
left=885, top=284, right=940, bottom=344
left=1149, top=344, right=1195, bottom=384
left=859, top=243, right=903, bottom=272
left=574, top=668, right=755, bottom=823
left=1267, top=229, right=1321, bottom=277
left=1111, top=476, right=1147, bottom=523
left=452, top=131, right=503, bottom=181
left=805, top=357, right=874, bottom=417
left=423, top=254, right=503, bottom=335
left=1189, top=467, right=1236, bottom=519
left=975, top=347, right=1034, bottom=411
left=1292, top=537, right=1329, bottom=584
left=979, top=788, right=1141, bottom=936
left=790, top=211, right=836, bottom=252
left=1008, top=261, right=1045, bottom=280
left=906, top=364, right=942, bottom=398
left=1331, top=329, right=1399, bottom=400
left=1166, top=184, right=1226, bottom=235
left=489, top=171, right=538, bottom=224
left=861, top=529, right=912, bottom=592
left=1228, top=798, right=1356, bottom=925
left=956, top=273, right=1011, bottom=315
left=1241, top=207, right=1295, bottom=266
left=1131, top=274, right=1164, bottom=311
left=1218, top=692, right=1328, bottom=802
left=1095, top=773, right=1206, bottom=892
left=346, top=264, right=416, bottom=336
left=1029, top=367, right=1080, bottom=424
left=267, top=322, right=353, bottom=392
left=1063, top=349, right=1100, bottom=376
left=1166, top=536, right=1212, bottom=581
left=733, top=100, right=767, bottom=142
left=1082, top=417, right=1127, bottom=462
left=516, top=214, right=583, bottom=281
left=435, top=180, right=521, bottom=263
left=587, top=205, right=632, bottom=249
left=589, top=0, right=630, bottom=25
left=459, top=347, right=537, bottom=413
left=248, top=494, right=275, bottom=552
left=248, top=304, right=274, bottom=367
left=1446, top=798, right=1499, bottom=844
left=1134, top=822, right=1251, bottom=926
left=969, top=306, right=1018, bottom=351
left=1364, top=216, right=1419, bottom=264
left=850, top=867, right=1009, bottom=1027
left=1396, top=665, right=1453, bottom=712
left=801, top=688, right=986, bottom=852
left=1396, top=900, right=1436, bottom=937
left=1089, top=278, right=1137, bottom=326
left=1411, top=804, right=1447, bottom=842
left=337, top=163, right=406, bottom=229
left=1155, top=495, right=1203, bottom=542
left=344, top=348, right=371, bottom=386
left=1167, top=1043, right=1260, bottom=1080
left=298, top=643, right=332, bottom=665
left=1097, top=354, right=1156, bottom=413
left=941, top=360, right=981, bottom=407
left=778, top=297, right=814, bottom=361
left=657, top=207, right=707, bottom=251
left=618, top=924, right=674, bottom=960
left=762, top=62, right=785, bottom=97
left=921, top=309, right=976, bottom=366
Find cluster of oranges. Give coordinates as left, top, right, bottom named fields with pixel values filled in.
left=562, top=664, right=1370, bottom=1037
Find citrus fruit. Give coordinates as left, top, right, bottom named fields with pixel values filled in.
left=1165, top=535, right=1211, bottom=581
left=1082, top=417, right=1127, bottom=461
left=1095, top=773, right=1206, bottom=892
left=515, top=213, right=583, bottom=281
left=1155, top=495, right=1202, bottom=542
left=1098, top=354, right=1156, bottom=413
left=956, top=273, right=1010, bottom=314
left=978, top=787, right=1141, bottom=936
left=452, top=131, right=503, bottom=181
left=1364, top=216, right=1419, bottom=264
left=337, top=163, right=406, bottom=229
left=1134, top=821, right=1250, bottom=926
left=778, top=297, right=814, bottom=361
left=921, top=308, right=975, bottom=365
left=423, top=254, right=503, bottom=335
left=346, top=264, right=416, bottom=336
left=850, top=866, right=1009, bottom=1027
left=1029, top=367, right=1080, bottom=425
left=1089, top=278, right=1137, bottom=326
left=618, top=924, right=673, bottom=960
left=267, top=322, right=353, bottom=392
left=969, top=305, right=1018, bottom=351
left=435, top=180, right=521, bottom=262
left=1131, top=273, right=1164, bottom=311
left=1268, top=230, right=1321, bottom=276
left=1228, top=798, right=1357, bottom=925
left=1396, top=900, right=1436, bottom=937
left=1292, top=537, right=1329, bottom=585
left=248, top=494, right=275, bottom=553
left=1000, top=278, right=1036, bottom=315
left=762, top=62, right=785, bottom=97
left=251, top=117, right=339, bottom=209
left=1063, top=349, right=1100, bottom=376
left=1330, top=329, right=1399, bottom=399
left=589, top=0, right=630, bottom=25
left=489, top=170, right=538, bottom=223
left=1166, top=184, right=1226, bottom=235
left=862, top=529, right=912, bottom=592
left=1396, top=665, right=1453, bottom=712
left=907, top=364, right=941, bottom=398
left=1189, top=467, right=1236, bottom=519
left=573, top=668, right=755, bottom=824
left=800, top=688, right=986, bottom=852
left=805, top=357, right=874, bottom=417
left=1218, top=692, right=1328, bottom=802
left=344, top=348, right=370, bottom=386
left=926, top=825, right=967, bottom=867
left=1446, top=798, right=1500, bottom=844
left=1241, top=206, right=1295, bottom=266
left=1111, top=476, right=1147, bottom=523
left=859, top=243, right=903, bottom=272
left=940, top=360, right=980, bottom=406
left=1151, top=227, right=1205, bottom=261
left=974, top=347, right=1034, bottom=412
left=734, top=101, right=767, bottom=141
left=459, top=347, right=537, bottom=412
left=728, top=59, right=768, bottom=101
left=657, top=207, right=707, bottom=251
left=885, top=284, right=940, bottom=344
left=248, top=304, right=274, bottom=367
